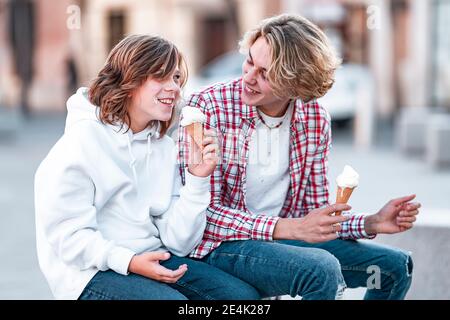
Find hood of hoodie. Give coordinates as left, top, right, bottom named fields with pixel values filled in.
left=65, top=87, right=161, bottom=183
left=65, top=87, right=101, bottom=132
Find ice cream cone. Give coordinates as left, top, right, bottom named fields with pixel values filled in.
left=335, top=186, right=355, bottom=215
left=186, top=122, right=204, bottom=150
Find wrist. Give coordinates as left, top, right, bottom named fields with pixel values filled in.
left=127, top=255, right=138, bottom=274
left=273, top=218, right=295, bottom=240
left=364, top=214, right=379, bottom=235
left=187, top=165, right=209, bottom=178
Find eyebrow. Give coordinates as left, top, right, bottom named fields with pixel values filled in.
left=248, top=50, right=267, bottom=72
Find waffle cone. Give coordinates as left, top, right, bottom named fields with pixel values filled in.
left=186, top=122, right=204, bottom=150
left=335, top=186, right=355, bottom=216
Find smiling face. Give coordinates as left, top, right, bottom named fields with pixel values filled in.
left=241, top=36, right=289, bottom=116
left=128, top=68, right=182, bottom=133
left=89, top=35, right=188, bottom=136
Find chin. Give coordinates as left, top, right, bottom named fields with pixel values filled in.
left=243, top=97, right=261, bottom=107
left=160, top=113, right=173, bottom=122
left=241, top=94, right=253, bottom=105
left=242, top=92, right=264, bottom=106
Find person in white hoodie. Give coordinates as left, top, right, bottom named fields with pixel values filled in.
left=34, top=35, right=261, bottom=300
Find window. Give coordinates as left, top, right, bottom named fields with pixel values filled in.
left=108, top=9, right=127, bottom=51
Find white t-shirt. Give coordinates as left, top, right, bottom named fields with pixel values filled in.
left=246, top=103, right=293, bottom=216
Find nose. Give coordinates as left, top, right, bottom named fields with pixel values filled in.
left=164, top=78, right=180, bottom=93
left=243, top=65, right=257, bottom=85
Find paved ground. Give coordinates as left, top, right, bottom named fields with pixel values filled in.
left=1, top=113, right=449, bottom=299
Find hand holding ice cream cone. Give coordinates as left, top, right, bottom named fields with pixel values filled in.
left=181, top=106, right=218, bottom=177
left=335, top=165, right=359, bottom=216
left=181, top=106, right=207, bottom=151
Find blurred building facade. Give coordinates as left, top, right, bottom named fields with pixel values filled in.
left=0, top=0, right=449, bottom=117
left=286, top=0, right=450, bottom=118
left=0, top=0, right=78, bottom=111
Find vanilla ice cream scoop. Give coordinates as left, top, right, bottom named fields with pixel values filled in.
left=335, top=165, right=359, bottom=216
left=180, top=106, right=206, bottom=126
left=181, top=106, right=206, bottom=150
left=336, top=165, right=359, bottom=188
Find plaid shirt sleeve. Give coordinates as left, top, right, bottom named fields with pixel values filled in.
left=178, top=94, right=279, bottom=243
left=302, top=106, right=375, bottom=240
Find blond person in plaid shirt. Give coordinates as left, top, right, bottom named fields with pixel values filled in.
left=179, top=14, right=420, bottom=300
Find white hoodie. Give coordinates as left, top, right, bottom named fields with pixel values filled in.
left=34, top=87, right=210, bottom=300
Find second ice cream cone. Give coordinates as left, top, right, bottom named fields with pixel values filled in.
left=186, top=122, right=204, bottom=150
left=335, top=186, right=355, bottom=216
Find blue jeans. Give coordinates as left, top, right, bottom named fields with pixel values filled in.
left=79, top=255, right=260, bottom=300
left=201, top=239, right=413, bottom=300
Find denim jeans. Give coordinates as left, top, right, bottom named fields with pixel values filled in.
left=79, top=254, right=260, bottom=300
left=201, top=239, right=413, bottom=300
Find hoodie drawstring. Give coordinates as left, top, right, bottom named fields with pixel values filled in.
left=127, top=129, right=156, bottom=184
left=126, top=133, right=138, bottom=184
left=146, top=134, right=153, bottom=175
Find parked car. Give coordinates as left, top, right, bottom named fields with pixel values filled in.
left=319, top=63, right=374, bottom=123
left=183, top=51, right=244, bottom=99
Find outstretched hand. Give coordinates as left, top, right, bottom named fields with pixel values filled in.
left=365, top=194, right=421, bottom=235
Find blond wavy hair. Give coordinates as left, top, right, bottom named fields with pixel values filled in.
left=239, top=14, right=341, bottom=102
left=89, top=35, right=187, bottom=136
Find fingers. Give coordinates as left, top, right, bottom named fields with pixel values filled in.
left=155, top=263, right=188, bottom=278
left=321, top=204, right=352, bottom=216
left=315, top=223, right=342, bottom=238
left=397, top=215, right=417, bottom=223
left=325, top=214, right=351, bottom=225
left=397, top=222, right=414, bottom=229
left=188, top=135, right=219, bottom=166
left=390, top=194, right=416, bottom=206
left=143, top=251, right=171, bottom=261
left=324, top=223, right=342, bottom=234
left=203, top=129, right=217, bottom=138
left=202, top=143, right=218, bottom=156
left=398, top=202, right=420, bottom=224
left=396, top=201, right=418, bottom=229
left=332, top=223, right=342, bottom=233
left=202, top=136, right=217, bottom=146
left=401, top=202, right=421, bottom=212
left=202, top=136, right=220, bottom=154
left=159, top=274, right=186, bottom=283
left=202, top=144, right=219, bottom=165
left=399, top=209, right=419, bottom=217
left=157, top=264, right=188, bottom=283
left=137, top=252, right=190, bottom=283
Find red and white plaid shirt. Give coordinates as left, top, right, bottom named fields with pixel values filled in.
left=178, top=78, right=374, bottom=259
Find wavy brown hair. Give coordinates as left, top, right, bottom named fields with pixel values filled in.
left=239, top=14, right=341, bottom=102
left=89, top=34, right=187, bottom=136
